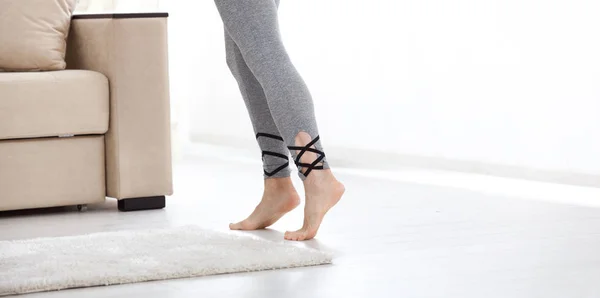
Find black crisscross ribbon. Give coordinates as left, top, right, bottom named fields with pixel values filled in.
left=287, top=135, right=325, bottom=177
left=256, top=133, right=289, bottom=177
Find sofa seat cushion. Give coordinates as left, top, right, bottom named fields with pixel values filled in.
left=0, top=70, right=109, bottom=140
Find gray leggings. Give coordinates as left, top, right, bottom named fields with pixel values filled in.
left=214, top=0, right=329, bottom=179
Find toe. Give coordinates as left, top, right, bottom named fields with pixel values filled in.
left=284, top=231, right=296, bottom=241
left=284, top=230, right=307, bottom=241
left=230, top=220, right=255, bottom=230
left=288, top=228, right=318, bottom=241
left=298, top=231, right=309, bottom=241
left=284, top=231, right=294, bottom=240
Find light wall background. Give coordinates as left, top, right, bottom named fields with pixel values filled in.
left=76, top=0, right=600, bottom=185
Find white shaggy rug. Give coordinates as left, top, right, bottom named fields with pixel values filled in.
left=0, top=226, right=332, bottom=296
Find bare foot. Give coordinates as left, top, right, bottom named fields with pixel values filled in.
left=284, top=170, right=345, bottom=241
left=230, top=177, right=300, bottom=230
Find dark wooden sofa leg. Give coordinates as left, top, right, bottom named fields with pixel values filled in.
left=118, top=196, right=166, bottom=212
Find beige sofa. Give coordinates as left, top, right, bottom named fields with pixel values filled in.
left=0, top=13, right=173, bottom=212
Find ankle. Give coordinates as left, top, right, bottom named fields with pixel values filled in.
left=303, top=169, right=336, bottom=188
left=265, top=177, right=295, bottom=191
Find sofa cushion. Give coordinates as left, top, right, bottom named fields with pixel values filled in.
left=0, top=70, right=109, bottom=140
left=0, top=0, right=77, bottom=71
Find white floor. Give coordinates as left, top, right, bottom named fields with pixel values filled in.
left=2, top=146, right=600, bottom=298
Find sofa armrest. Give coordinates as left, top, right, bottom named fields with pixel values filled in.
left=66, top=13, right=173, bottom=199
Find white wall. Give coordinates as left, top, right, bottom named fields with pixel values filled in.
left=166, top=0, right=600, bottom=179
